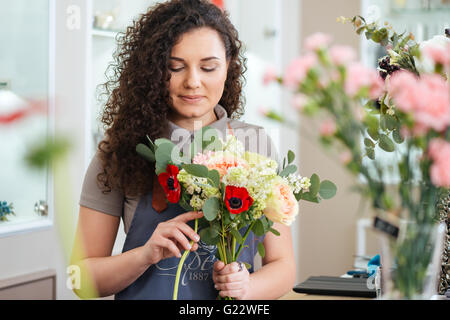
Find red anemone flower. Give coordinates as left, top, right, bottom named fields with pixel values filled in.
left=224, top=185, right=253, bottom=215
left=158, top=164, right=181, bottom=203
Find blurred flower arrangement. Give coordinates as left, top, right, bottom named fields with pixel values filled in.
left=263, top=16, right=450, bottom=299
left=137, top=127, right=337, bottom=300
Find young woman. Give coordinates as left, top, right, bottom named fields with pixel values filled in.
left=72, top=0, right=295, bottom=300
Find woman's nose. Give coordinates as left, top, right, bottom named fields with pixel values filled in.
left=184, top=69, right=201, bottom=89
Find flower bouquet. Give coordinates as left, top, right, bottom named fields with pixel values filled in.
left=136, top=126, right=337, bottom=300
left=262, top=17, right=450, bottom=299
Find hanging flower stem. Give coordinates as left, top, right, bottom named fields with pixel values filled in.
left=173, top=218, right=198, bottom=300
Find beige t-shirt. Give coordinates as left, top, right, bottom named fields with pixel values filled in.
left=79, top=104, right=280, bottom=234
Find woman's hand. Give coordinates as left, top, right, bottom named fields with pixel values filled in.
left=213, top=260, right=250, bottom=300
left=142, top=211, right=203, bottom=265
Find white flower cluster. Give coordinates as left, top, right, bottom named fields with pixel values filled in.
left=177, top=169, right=219, bottom=211
left=283, top=174, right=311, bottom=194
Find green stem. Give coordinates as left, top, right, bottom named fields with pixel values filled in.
left=173, top=218, right=198, bottom=300
left=235, top=221, right=256, bottom=260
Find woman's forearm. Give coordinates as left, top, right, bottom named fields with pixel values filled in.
left=73, top=246, right=150, bottom=298
left=246, top=259, right=296, bottom=300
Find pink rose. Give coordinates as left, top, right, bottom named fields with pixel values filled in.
left=263, top=177, right=299, bottom=226
left=423, top=45, right=450, bottom=66
left=329, top=45, right=357, bottom=66
left=283, top=54, right=317, bottom=89
left=305, top=32, right=332, bottom=51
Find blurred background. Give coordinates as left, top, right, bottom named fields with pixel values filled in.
left=0, top=0, right=448, bottom=299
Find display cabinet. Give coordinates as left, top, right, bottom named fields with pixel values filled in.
left=0, top=0, right=55, bottom=237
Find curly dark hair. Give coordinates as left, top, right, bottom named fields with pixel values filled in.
left=97, top=0, right=247, bottom=197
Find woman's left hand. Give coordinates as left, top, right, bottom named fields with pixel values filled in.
left=212, top=260, right=250, bottom=300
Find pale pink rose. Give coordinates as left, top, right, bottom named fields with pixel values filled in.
left=263, top=177, right=299, bottom=226
left=319, top=118, right=337, bottom=137
left=339, top=150, right=352, bottom=165
left=305, top=32, right=332, bottom=51
left=291, top=93, right=308, bottom=111
left=345, top=63, right=384, bottom=99
left=329, top=45, right=357, bottom=66
left=263, top=66, right=278, bottom=86
left=283, top=54, right=317, bottom=89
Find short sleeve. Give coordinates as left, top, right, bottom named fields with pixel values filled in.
left=79, top=151, right=124, bottom=217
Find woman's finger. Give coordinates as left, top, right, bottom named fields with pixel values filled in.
left=162, top=228, right=192, bottom=251
left=158, top=237, right=181, bottom=258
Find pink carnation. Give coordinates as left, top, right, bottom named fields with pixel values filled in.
left=389, top=71, right=450, bottom=132
left=319, top=118, right=337, bottom=137
left=304, top=32, right=332, bottom=51
left=345, top=63, right=384, bottom=99
left=263, top=66, right=278, bottom=86
left=283, top=54, right=317, bottom=89
left=192, top=150, right=214, bottom=166
left=329, top=45, right=357, bottom=66
left=291, top=93, right=308, bottom=111
left=428, top=138, right=450, bottom=188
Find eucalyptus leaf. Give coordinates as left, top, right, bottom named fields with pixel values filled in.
left=202, top=197, right=220, bottom=221
left=182, top=164, right=209, bottom=178
left=280, top=164, right=297, bottom=177
left=136, top=143, right=155, bottom=163
left=366, top=147, right=375, bottom=160
left=393, top=129, right=404, bottom=144
left=208, top=169, right=220, bottom=188
left=287, top=150, right=295, bottom=164
left=319, top=180, right=337, bottom=199
left=309, top=173, right=320, bottom=196
left=364, top=138, right=375, bottom=148
left=379, top=134, right=395, bottom=152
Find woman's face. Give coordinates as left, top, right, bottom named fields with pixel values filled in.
left=168, top=27, right=229, bottom=121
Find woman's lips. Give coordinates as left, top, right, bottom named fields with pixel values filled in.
left=180, top=95, right=204, bottom=103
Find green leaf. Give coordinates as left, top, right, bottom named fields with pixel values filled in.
left=155, top=142, right=176, bottom=174
left=367, top=127, right=379, bottom=141
left=208, top=169, right=220, bottom=188
left=364, top=138, right=375, bottom=148
left=202, top=197, right=220, bottom=221
left=243, top=262, right=252, bottom=270
left=366, top=147, right=375, bottom=160
left=136, top=143, right=155, bottom=163
left=230, top=229, right=244, bottom=245
left=280, top=164, right=297, bottom=177
left=287, top=150, right=295, bottom=164
left=199, top=227, right=220, bottom=245
left=309, top=173, right=320, bottom=196
left=392, top=129, right=404, bottom=144
left=257, top=242, right=266, bottom=258
left=253, top=219, right=265, bottom=237
left=300, top=192, right=320, bottom=203
left=379, top=134, right=395, bottom=152
left=269, top=228, right=280, bottom=236
left=182, top=164, right=209, bottom=178
left=319, top=180, right=337, bottom=199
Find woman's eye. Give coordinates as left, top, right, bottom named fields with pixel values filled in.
left=202, top=68, right=216, bottom=72
left=170, top=67, right=184, bottom=72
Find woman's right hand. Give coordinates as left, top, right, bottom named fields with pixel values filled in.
left=142, top=211, right=203, bottom=265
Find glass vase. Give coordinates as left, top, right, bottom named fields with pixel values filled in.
left=378, top=220, right=446, bottom=299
